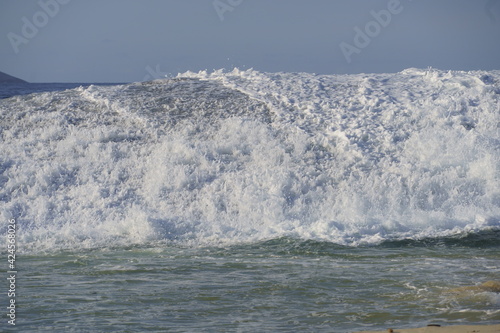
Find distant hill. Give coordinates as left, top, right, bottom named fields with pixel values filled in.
left=0, top=71, right=27, bottom=83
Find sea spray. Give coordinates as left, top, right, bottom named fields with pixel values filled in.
left=1, top=68, right=499, bottom=252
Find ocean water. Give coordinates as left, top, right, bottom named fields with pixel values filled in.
left=1, top=68, right=499, bottom=332
left=0, top=82, right=120, bottom=100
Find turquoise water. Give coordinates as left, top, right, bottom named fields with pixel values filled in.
left=10, top=234, right=500, bottom=332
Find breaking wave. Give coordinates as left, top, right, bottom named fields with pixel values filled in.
left=1, top=68, right=499, bottom=252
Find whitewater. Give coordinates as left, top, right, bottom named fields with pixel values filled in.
left=1, top=68, right=499, bottom=252
left=1, top=68, right=500, bottom=332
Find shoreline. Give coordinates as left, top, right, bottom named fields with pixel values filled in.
left=356, top=324, right=500, bottom=333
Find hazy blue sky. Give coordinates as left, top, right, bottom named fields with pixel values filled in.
left=1, top=0, right=499, bottom=82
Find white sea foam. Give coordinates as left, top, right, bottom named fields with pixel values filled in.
left=1, top=68, right=499, bottom=252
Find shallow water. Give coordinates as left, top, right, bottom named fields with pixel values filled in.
left=9, top=235, right=499, bottom=332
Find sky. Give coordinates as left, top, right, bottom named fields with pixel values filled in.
left=0, top=0, right=499, bottom=83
